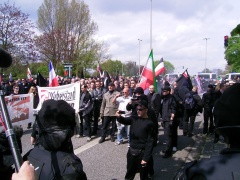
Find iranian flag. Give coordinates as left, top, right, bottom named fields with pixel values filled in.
left=139, top=49, right=158, bottom=91
left=155, top=57, right=165, bottom=76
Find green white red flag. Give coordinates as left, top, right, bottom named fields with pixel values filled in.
left=139, top=49, right=158, bottom=92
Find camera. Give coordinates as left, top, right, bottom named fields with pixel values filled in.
left=131, top=96, right=139, bottom=101
left=118, top=110, right=126, bottom=114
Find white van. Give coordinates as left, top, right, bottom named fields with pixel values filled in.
left=224, top=73, right=240, bottom=81
left=197, top=73, right=217, bottom=80
left=164, top=73, right=180, bottom=80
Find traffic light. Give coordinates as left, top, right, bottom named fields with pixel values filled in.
left=224, top=35, right=228, bottom=47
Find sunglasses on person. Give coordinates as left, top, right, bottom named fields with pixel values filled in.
left=137, top=108, right=145, bottom=111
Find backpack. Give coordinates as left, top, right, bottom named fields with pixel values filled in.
left=24, top=147, right=87, bottom=180
left=185, top=93, right=195, bottom=110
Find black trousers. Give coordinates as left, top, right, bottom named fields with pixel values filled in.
left=203, top=108, right=214, bottom=134
left=101, top=116, right=116, bottom=138
left=163, top=120, right=179, bottom=152
left=183, top=109, right=196, bottom=135
left=125, top=149, right=153, bottom=180
left=79, top=112, right=92, bottom=137
left=93, top=105, right=101, bottom=133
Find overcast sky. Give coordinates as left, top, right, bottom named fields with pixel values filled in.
left=3, top=0, right=240, bottom=75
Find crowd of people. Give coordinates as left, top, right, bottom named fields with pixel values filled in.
left=0, top=73, right=239, bottom=179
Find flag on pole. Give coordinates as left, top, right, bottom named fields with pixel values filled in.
left=9, top=73, right=13, bottom=81
left=27, top=68, right=33, bottom=81
left=194, top=75, right=203, bottom=94
left=155, top=57, right=165, bottom=76
left=36, top=71, right=47, bottom=87
left=176, top=69, right=193, bottom=91
left=97, top=61, right=104, bottom=78
left=49, top=61, right=59, bottom=87
left=139, top=49, right=158, bottom=92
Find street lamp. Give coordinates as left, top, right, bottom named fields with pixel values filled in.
left=138, top=39, right=142, bottom=76
left=203, top=38, right=210, bottom=73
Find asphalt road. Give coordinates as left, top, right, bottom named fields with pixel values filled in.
left=21, top=114, right=204, bottom=180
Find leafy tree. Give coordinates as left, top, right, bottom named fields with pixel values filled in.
left=100, top=60, right=122, bottom=76
left=36, top=0, right=102, bottom=76
left=0, top=2, right=37, bottom=75
left=225, top=24, right=240, bottom=72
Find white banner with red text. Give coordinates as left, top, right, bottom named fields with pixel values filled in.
left=0, top=93, right=34, bottom=131
left=37, top=83, right=80, bottom=113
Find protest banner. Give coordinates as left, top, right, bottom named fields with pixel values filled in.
left=0, top=93, right=34, bottom=131
left=37, top=83, right=80, bottom=113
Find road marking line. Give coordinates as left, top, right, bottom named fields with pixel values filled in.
left=74, top=137, right=101, bottom=155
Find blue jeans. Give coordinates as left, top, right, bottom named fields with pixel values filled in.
left=116, top=121, right=130, bottom=143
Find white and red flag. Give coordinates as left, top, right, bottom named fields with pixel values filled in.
left=97, top=61, right=104, bottom=78
left=155, top=57, right=165, bottom=76
left=139, top=49, right=158, bottom=92
left=48, top=61, right=59, bottom=87
left=27, top=68, right=33, bottom=81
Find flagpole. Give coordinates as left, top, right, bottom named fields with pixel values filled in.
left=138, top=39, right=142, bottom=76
left=150, top=0, right=152, bottom=50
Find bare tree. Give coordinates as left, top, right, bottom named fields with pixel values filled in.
left=0, top=2, right=37, bottom=65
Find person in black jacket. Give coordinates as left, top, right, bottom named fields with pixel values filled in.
left=126, top=87, right=158, bottom=145
left=116, top=100, right=155, bottom=180
left=174, top=83, right=240, bottom=180
left=172, top=81, right=184, bottom=130
left=160, top=86, right=177, bottom=158
left=91, top=80, right=107, bottom=135
left=23, top=99, right=87, bottom=180
left=78, top=84, right=93, bottom=142
left=182, top=86, right=202, bottom=137
left=147, top=85, right=161, bottom=120
left=202, top=84, right=215, bottom=134
left=213, top=82, right=227, bottom=143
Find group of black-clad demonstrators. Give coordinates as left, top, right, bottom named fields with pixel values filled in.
left=175, top=83, right=240, bottom=180
left=2, top=71, right=240, bottom=180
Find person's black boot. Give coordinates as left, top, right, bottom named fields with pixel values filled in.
left=99, top=137, right=105, bottom=143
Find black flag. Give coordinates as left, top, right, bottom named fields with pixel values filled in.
left=176, top=69, right=193, bottom=91
left=36, top=71, right=47, bottom=87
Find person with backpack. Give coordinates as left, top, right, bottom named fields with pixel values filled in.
left=23, top=99, right=87, bottom=180
left=183, top=86, right=202, bottom=137
left=202, top=84, right=215, bottom=135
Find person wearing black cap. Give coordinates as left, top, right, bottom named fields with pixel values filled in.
left=23, top=99, right=87, bottom=180
left=202, top=84, right=215, bottom=134
left=116, top=100, right=155, bottom=180
left=99, top=82, right=119, bottom=143
left=175, top=83, right=240, bottom=180
left=160, top=86, right=177, bottom=158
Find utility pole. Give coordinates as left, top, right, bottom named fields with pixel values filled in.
left=138, top=39, right=142, bottom=76
left=203, top=38, right=210, bottom=73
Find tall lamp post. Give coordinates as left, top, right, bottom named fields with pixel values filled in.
left=203, top=38, right=210, bottom=73
left=138, top=39, right=142, bottom=76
